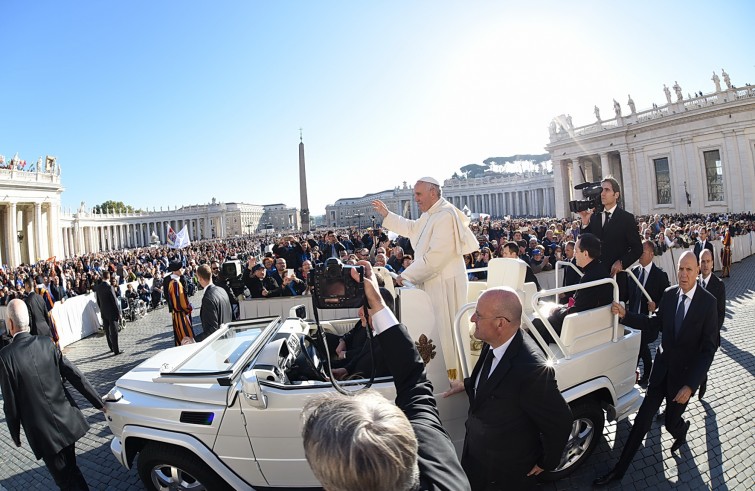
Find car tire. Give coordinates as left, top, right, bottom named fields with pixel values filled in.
left=137, top=442, right=232, bottom=491
left=541, top=400, right=604, bottom=481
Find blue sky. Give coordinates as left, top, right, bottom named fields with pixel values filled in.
left=2, top=1, right=753, bottom=215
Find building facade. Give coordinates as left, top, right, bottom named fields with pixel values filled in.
left=325, top=184, right=416, bottom=228
left=547, top=71, right=755, bottom=218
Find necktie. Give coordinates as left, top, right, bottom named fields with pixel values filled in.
left=603, top=211, right=612, bottom=230
left=674, top=294, right=687, bottom=338
left=476, top=349, right=495, bottom=395
left=634, top=268, right=645, bottom=313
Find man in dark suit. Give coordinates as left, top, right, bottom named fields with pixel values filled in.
left=302, top=262, right=470, bottom=491
left=320, top=230, right=347, bottom=260
left=697, top=248, right=725, bottom=400
left=693, top=228, right=715, bottom=269
left=595, top=251, right=718, bottom=486
left=23, top=277, right=53, bottom=338
left=0, top=299, right=105, bottom=490
left=558, top=240, right=581, bottom=304
left=194, top=264, right=232, bottom=342
left=579, top=176, right=643, bottom=299
left=534, top=233, right=613, bottom=343
left=444, top=287, right=573, bottom=490
left=627, top=240, right=670, bottom=385
left=94, top=271, right=122, bottom=355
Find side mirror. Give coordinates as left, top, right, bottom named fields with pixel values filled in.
left=241, top=372, right=267, bottom=409
left=289, top=304, right=307, bottom=320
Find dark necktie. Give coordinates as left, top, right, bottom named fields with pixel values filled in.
left=634, top=268, right=645, bottom=313
left=674, top=294, right=687, bottom=337
left=603, top=211, right=612, bottom=230
left=476, top=349, right=495, bottom=395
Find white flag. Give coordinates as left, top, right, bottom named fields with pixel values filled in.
left=169, top=225, right=191, bottom=249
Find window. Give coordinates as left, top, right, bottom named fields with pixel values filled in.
left=703, top=150, right=724, bottom=202
left=653, top=157, right=671, bottom=205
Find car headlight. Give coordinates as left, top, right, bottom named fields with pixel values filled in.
left=104, top=387, right=123, bottom=403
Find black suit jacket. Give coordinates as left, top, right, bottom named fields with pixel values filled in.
left=693, top=240, right=715, bottom=267
left=24, top=291, right=51, bottom=337
left=627, top=264, right=670, bottom=315
left=582, top=207, right=643, bottom=270
left=196, top=284, right=233, bottom=342
left=622, top=285, right=718, bottom=394
left=701, top=274, right=726, bottom=345
left=320, top=241, right=346, bottom=260
left=461, top=330, right=572, bottom=486
left=377, top=324, right=470, bottom=491
left=549, top=259, right=613, bottom=333
left=0, top=333, right=103, bottom=459
left=95, top=281, right=120, bottom=321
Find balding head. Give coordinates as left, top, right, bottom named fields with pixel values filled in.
left=7, top=298, right=30, bottom=335
left=677, top=251, right=699, bottom=294
left=699, top=248, right=714, bottom=277
left=472, top=287, right=522, bottom=348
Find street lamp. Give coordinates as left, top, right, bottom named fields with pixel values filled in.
left=353, top=212, right=364, bottom=229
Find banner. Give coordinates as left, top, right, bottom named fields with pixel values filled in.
left=168, top=225, right=190, bottom=249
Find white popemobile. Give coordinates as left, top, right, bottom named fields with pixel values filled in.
left=104, top=258, right=643, bottom=490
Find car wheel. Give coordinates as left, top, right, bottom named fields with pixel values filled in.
left=541, top=401, right=604, bottom=481
left=137, top=442, right=232, bottom=491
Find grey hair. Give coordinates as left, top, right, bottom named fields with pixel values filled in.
left=429, top=183, right=442, bottom=198
left=7, top=299, right=30, bottom=332
left=302, top=390, right=419, bottom=491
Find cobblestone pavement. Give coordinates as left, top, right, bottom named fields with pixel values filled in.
left=1, top=257, right=754, bottom=490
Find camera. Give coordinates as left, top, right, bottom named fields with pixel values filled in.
left=310, top=258, right=364, bottom=309
left=220, top=259, right=245, bottom=296
left=569, top=181, right=604, bottom=214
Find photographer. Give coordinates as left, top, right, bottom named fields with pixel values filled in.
left=302, top=261, right=470, bottom=491
left=578, top=176, right=642, bottom=299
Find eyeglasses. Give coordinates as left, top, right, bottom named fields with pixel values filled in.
left=473, top=310, right=511, bottom=323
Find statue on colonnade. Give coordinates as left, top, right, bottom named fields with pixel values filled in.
left=613, top=99, right=622, bottom=118
left=594, top=105, right=601, bottom=121
left=627, top=95, right=636, bottom=114
left=722, top=69, right=732, bottom=89
left=663, top=84, right=672, bottom=104
left=712, top=71, right=721, bottom=92
left=673, top=81, right=683, bottom=102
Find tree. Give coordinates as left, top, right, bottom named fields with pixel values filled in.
left=92, top=200, right=139, bottom=214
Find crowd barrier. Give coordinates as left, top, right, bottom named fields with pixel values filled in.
left=0, top=232, right=752, bottom=349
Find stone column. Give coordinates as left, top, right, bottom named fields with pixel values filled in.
left=8, top=203, right=20, bottom=267
left=34, top=203, right=43, bottom=261
left=572, top=158, right=583, bottom=188
left=600, top=153, right=611, bottom=179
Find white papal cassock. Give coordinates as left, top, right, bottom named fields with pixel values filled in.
left=382, top=198, right=479, bottom=378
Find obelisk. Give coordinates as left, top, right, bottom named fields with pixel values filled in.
left=298, top=129, right=311, bottom=232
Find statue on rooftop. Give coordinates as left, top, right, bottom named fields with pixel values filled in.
left=594, top=105, right=601, bottom=122
left=663, top=84, right=672, bottom=104
left=613, top=99, right=622, bottom=118
left=673, top=81, right=683, bottom=102
left=712, top=71, right=721, bottom=92
left=627, top=95, right=636, bottom=114
left=722, top=68, right=732, bottom=89
left=566, top=114, right=573, bottom=129
left=549, top=120, right=557, bottom=136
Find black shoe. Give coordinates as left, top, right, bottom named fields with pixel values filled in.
left=698, top=382, right=707, bottom=400
left=593, top=469, right=624, bottom=487
left=638, top=377, right=649, bottom=388
left=113, top=350, right=125, bottom=355
left=670, top=421, right=690, bottom=453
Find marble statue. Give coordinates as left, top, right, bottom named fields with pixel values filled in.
left=627, top=95, right=636, bottom=114
left=663, top=84, right=672, bottom=104
left=594, top=105, right=601, bottom=121
left=549, top=120, right=557, bottom=136
left=722, top=68, right=732, bottom=89
left=613, top=99, right=622, bottom=118
left=712, top=71, right=721, bottom=92
left=566, top=114, right=573, bottom=129
left=673, top=81, right=683, bottom=102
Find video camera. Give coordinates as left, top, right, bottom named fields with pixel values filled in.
left=310, top=258, right=364, bottom=309
left=220, top=258, right=245, bottom=296
left=569, top=181, right=604, bottom=214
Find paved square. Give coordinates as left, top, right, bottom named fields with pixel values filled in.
left=1, top=257, right=754, bottom=490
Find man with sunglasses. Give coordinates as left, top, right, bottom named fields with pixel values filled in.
left=444, top=287, right=572, bottom=490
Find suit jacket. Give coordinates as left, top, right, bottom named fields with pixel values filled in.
left=95, top=281, right=120, bottom=321
left=320, top=241, right=346, bottom=261
left=582, top=207, right=643, bottom=270
left=0, top=333, right=103, bottom=459
left=462, top=330, right=572, bottom=486
left=622, top=285, right=718, bottom=395
left=377, top=324, right=470, bottom=491
left=24, top=291, right=52, bottom=337
left=693, top=240, right=715, bottom=266
left=701, top=273, right=726, bottom=345
left=196, top=284, right=233, bottom=342
left=549, top=259, right=613, bottom=333
left=627, top=263, right=670, bottom=315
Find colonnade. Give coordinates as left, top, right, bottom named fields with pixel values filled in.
left=0, top=201, right=60, bottom=266
left=446, top=186, right=556, bottom=217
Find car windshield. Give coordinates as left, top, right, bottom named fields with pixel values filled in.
left=161, top=318, right=278, bottom=375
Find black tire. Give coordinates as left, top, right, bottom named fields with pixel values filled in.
left=541, top=400, right=604, bottom=481
left=137, top=442, right=233, bottom=491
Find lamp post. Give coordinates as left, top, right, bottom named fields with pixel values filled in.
left=353, top=212, right=364, bottom=229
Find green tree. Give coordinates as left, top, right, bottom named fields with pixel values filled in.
left=93, top=200, right=139, bottom=214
